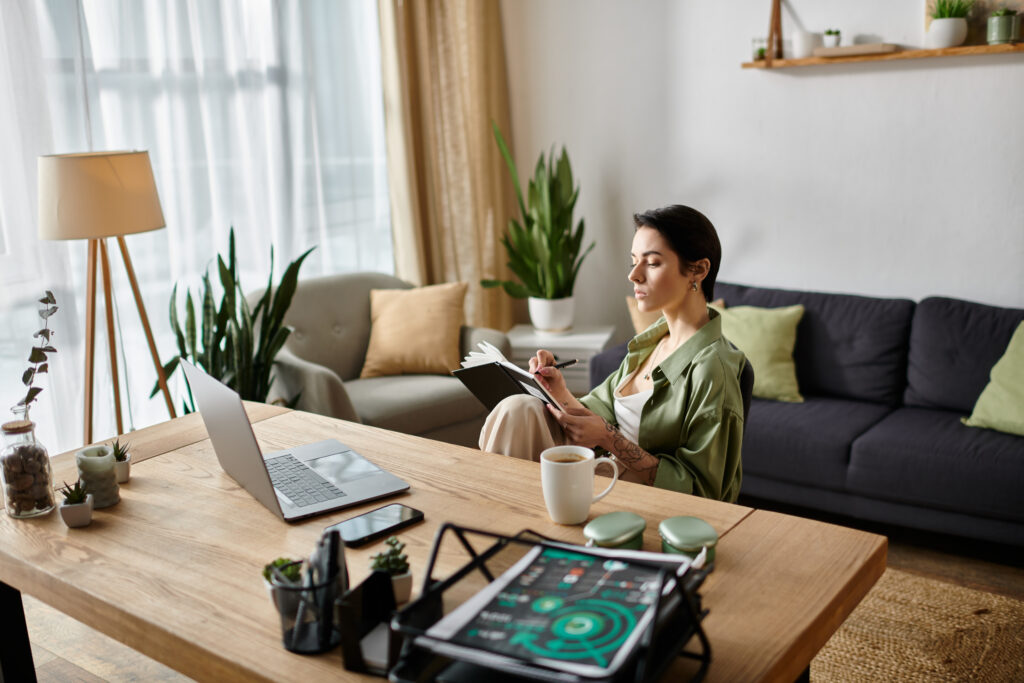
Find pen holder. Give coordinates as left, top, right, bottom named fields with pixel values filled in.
left=269, top=561, right=342, bottom=654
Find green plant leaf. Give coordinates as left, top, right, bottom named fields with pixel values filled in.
left=28, top=347, right=46, bottom=363
left=40, top=306, right=58, bottom=319
left=39, top=291, right=56, bottom=305
left=184, top=289, right=197, bottom=360
left=150, top=356, right=180, bottom=398
left=37, top=363, right=48, bottom=374
left=19, top=387, right=42, bottom=405
left=22, top=368, right=34, bottom=385
left=33, top=328, right=52, bottom=340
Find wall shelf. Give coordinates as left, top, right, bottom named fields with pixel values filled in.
left=742, top=43, right=1024, bottom=69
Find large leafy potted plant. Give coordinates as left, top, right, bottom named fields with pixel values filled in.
left=483, top=124, right=594, bottom=334
left=152, top=228, right=313, bottom=411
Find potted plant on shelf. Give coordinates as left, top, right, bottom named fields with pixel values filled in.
left=823, top=28, right=841, bottom=48
left=927, top=0, right=974, bottom=48
left=111, top=438, right=132, bottom=483
left=987, top=8, right=1020, bottom=44
left=370, top=536, right=412, bottom=604
left=483, top=124, right=594, bottom=334
left=58, top=480, right=93, bottom=528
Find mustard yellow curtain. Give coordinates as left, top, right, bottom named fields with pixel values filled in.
left=378, top=0, right=516, bottom=330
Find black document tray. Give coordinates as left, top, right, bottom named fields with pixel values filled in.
left=388, top=524, right=711, bottom=683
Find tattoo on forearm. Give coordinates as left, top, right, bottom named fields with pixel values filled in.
left=603, top=421, right=658, bottom=481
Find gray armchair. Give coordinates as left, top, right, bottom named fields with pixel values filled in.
left=257, top=272, right=509, bottom=448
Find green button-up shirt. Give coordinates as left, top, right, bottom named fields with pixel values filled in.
left=580, top=310, right=746, bottom=502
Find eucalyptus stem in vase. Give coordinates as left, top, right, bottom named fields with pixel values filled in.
left=1, top=291, right=59, bottom=518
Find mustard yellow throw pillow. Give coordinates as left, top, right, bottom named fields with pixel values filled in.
left=360, top=282, right=468, bottom=378
left=711, top=303, right=805, bottom=403
left=962, top=322, right=1024, bottom=437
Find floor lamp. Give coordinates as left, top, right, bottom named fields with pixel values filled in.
left=38, top=151, right=177, bottom=445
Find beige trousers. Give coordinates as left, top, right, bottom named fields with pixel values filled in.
left=478, top=395, right=645, bottom=483
left=478, top=395, right=566, bottom=462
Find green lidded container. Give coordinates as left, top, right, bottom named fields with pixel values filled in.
left=583, top=511, right=646, bottom=550
left=659, top=516, right=718, bottom=564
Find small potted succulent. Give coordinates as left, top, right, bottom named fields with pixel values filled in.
left=58, top=479, right=93, bottom=528
left=370, top=536, right=412, bottom=604
left=262, top=556, right=303, bottom=613
left=927, top=0, right=973, bottom=48
left=110, top=438, right=132, bottom=483
left=823, top=28, right=841, bottom=47
left=987, top=8, right=1020, bottom=44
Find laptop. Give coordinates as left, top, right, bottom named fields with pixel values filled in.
left=181, top=359, right=409, bottom=521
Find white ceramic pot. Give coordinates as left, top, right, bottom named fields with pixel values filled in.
left=114, top=453, right=131, bottom=483
left=528, top=296, right=575, bottom=334
left=926, top=18, right=968, bottom=48
left=391, top=572, right=412, bottom=604
left=822, top=33, right=840, bottom=48
left=59, top=493, right=93, bottom=528
left=793, top=30, right=821, bottom=58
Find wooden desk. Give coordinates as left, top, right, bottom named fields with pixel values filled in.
left=0, top=406, right=885, bottom=682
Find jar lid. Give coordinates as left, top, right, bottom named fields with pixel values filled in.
left=658, top=516, right=718, bottom=551
left=583, top=511, right=646, bottom=547
left=1, top=420, right=34, bottom=435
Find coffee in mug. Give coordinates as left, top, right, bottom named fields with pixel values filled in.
left=540, top=446, right=620, bottom=525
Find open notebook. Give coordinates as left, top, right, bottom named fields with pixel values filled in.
left=452, top=341, right=560, bottom=411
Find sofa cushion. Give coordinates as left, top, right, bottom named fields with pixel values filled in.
left=344, top=375, right=486, bottom=435
left=904, top=297, right=1024, bottom=413
left=963, top=322, right=1024, bottom=437
left=716, top=283, right=914, bottom=406
left=742, top=396, right=892, bottom=490
left=848, top=407, right=1024, bottom=523
left=712, top=303, right=804, bottom=403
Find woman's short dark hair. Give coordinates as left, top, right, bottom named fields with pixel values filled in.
left=633, top=205, right=721, bottom=302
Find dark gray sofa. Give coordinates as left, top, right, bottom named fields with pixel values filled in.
left=590, top=283, right=1024, bottom=547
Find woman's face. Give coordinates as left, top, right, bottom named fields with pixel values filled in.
left=629, top=226, right=691, bottom=314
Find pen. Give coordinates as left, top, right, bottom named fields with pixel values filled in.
left=535, top=359, right=578, bottom=373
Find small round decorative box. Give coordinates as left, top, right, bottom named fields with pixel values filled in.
left=583, top=511, right=646, bottom=550
left=659, top=516, right=718, bottom=564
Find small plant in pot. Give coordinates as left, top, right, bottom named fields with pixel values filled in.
left=58, top=479, right=93, bottom=528
left=263, top=556, right=303, bottom=613
left=483, top=124, right=594, bottom=334
left=987, top=8, right=1020, bottom=44
left=370, top=536, right=412, bottom=604
left=110, top=438, right=132, bottom=483
left=927, top=0, right=974, bottom=48
left=823, top=28, right=841, bottom=47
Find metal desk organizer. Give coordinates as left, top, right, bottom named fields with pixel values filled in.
left=388, top=524, right=711, bottom=682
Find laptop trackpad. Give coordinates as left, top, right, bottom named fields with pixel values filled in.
left=306, top=450, right=383, bottom=487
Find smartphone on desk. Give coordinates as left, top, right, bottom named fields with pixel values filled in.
left=326, top=503, right=425, bottom=547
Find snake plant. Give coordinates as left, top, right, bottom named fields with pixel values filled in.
left=482, top=123, right=593, bottom=300
left=151, top=228, right=313, bottom=412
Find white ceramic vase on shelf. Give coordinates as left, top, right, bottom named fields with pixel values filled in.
left=927, top=18, right=968, bottom=48
left=528, top=296, right=575, bottom=335
left=792, top=30, right=821, bottom=58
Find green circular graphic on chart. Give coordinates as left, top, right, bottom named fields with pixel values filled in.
left=517, top=599, right=638, bottom=665
left=553, top=612, right=604, bottom=638
left=532, top=596, right=564, bottom=613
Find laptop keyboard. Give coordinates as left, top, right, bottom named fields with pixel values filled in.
left=265, top=453, right=345, bottom=507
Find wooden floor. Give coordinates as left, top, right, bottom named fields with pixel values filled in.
left=22, top=504, right=1024, bottom=682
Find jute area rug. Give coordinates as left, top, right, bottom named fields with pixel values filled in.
left=811, top=568, right=1024, bottom=682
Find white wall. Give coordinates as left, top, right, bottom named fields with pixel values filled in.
left=501, top=0, right=1024, bottom=343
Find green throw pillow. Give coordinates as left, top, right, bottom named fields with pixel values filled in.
left=962, top=321, right=1024, bottom=437
left=711, top=304, right=805, bottom=403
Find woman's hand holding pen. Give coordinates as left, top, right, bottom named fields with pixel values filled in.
left=528, top=349, right=575, bottom=409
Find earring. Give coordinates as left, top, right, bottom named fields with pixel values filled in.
left=692, top=282, right=699, bottom=292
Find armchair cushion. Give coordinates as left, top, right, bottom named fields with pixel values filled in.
left=360, top=282, right=469, bottom=378
left=344, top=374, right=487, bottom=434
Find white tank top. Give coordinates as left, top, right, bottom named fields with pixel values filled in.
left=613, top=370, right=653, bottom=445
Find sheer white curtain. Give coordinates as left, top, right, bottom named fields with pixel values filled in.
left=0, top=0, right=392, bottom=454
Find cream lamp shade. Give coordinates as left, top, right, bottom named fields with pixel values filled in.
left=38, top=150, right=165, bottom=240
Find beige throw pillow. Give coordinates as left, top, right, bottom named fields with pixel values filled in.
left=360, top=282, right=468, bottom=378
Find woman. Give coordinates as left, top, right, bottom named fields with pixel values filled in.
left=478, top=205, right=746, bottom=502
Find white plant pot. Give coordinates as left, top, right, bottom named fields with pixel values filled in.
left=391, top=572, right=412, bottom=604
left=822, top=33, right=840, bottom=48
left=926, top=18, right=968, bottom=48
left=793, top=30, right=821, bottom=58
left=114, top=454, right=131, bottom=483
left=59, top=494, right=93, bottom=528
left=528, top=297, right=575, bottom=334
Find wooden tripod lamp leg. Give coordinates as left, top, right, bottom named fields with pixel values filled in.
left=116, top=236, right=177, bottom=419
left=84, top=240, right=98, bottom=446
left=98, top=239, right=124, bottom=436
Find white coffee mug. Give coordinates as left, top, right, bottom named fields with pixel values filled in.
left=540, top=446, right=620, bottom=525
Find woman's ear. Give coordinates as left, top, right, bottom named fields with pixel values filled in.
left=689, top=258, right=711, bottom=279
